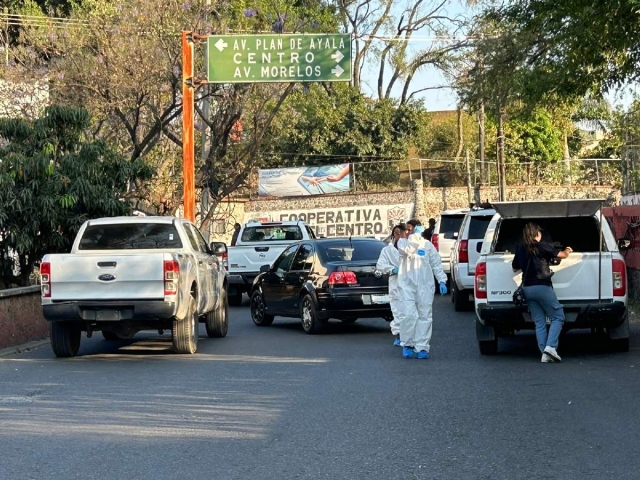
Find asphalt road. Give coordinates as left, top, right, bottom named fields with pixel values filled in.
left=1, top=295, right=640, bottom=480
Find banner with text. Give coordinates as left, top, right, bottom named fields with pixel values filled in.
left=258, top=163, right=351, bottom=197
left=245, top=203, right=415, bottom=238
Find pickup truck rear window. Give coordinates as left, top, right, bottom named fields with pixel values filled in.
left=79, top=223, right=183, bottom=250
left=318, top=240, right=384, bottom=262
left=241, top=226, right=303, bottom=242
left=494, top=217, right=602, bottom=253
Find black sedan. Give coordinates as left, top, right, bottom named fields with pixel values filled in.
left=249, top=237, right=392, bottom=334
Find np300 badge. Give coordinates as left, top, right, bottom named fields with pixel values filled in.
left=98, top=274, right=117, bottom=282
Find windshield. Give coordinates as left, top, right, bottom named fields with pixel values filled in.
left=240, top=225, right=303, bottom=242
left=317, top=240, right=384, bottom=262
left=79, top=223, right=183, bottom=250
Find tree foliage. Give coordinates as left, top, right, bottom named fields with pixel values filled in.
left=0, top=105, right=150, bottom=288
left=266, top=84, right=422, bottom=189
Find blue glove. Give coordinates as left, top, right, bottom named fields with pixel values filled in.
left=439, top=282, right=447, bottom=296
left=392, top=267, right=398, bottom=275
left=413, top=225, right=424, bottom=235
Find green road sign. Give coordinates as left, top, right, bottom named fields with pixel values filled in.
left=207, top=34, right=352, bottom=84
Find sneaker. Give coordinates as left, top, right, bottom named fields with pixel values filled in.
left=416, top=350, right=430, bottom=360
left=543, top=346, right=562, bottom=362
left=393, top=337, right=402, bottom=347
left=402, top=346, right=415, bottom=359
left=541, top=353, right=555, bottom=363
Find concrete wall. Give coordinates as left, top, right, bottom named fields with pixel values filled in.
left=0, top=286, right=48, bottom=350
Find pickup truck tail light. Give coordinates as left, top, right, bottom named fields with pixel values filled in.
left=328, top=271, right=358, bottom=287
left=475, top=261, right=487, bottom=299
left=164, top=260, right=179, bottom=296
left=431, top=233, right=439, bottom=251
left=40, top=262, right=51, bottom=297
left=612, top=259, right=627, bottom=297
left=458, top=240, right=469, bottom=264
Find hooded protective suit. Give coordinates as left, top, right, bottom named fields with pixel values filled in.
left=396, top=233, right=447, bottom=353
left=376, top=244, right=401, bottom=336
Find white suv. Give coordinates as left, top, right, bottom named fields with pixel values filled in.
left=432, top=209, right=469, bottom=280
left=450, top=207, right=496, bottom=311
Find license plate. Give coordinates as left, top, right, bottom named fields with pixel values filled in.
left=371, top=294, right=389, bottom=304
left=96, top=310, right=120, bottom=321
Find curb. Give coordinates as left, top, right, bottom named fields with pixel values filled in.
left=0, top=338, right=49, bottom=357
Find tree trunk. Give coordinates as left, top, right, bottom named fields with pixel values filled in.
left=563, top=132, right=572, bottom=185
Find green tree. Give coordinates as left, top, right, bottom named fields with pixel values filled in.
left=0, top=105, right=150, bottom=288
left=266, top=84, right=422, bottom=190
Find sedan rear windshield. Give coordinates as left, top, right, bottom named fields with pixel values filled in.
left=494, top=217, right=602, bottom=253
left=439, top=215, right=465, bottom=239
left=79, top=223, right=183, bottom=250
left=318, top=240, right=384, bottom=262
left=241, top=226, right=303, bottom=242
left=468, top=216, right=493, bottom=240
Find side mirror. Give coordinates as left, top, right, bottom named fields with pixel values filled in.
left=260, top=264, right=270, bottom=273
left=618, top=238, right=632, bottom=251
left=210, top=241, right=227, bottom=256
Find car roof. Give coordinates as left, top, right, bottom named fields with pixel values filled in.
left=87, top=216, right=177, bottom=225
left=466, top=208, right=496, bottom=216
left=439, top=208, right=469, bottom=216
left=244, top=221, right=304, bottom=227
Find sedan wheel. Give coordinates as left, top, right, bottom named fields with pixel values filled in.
left=251, top=290, right=274, bottom=326
left=300, top=294, right=323, bottom=334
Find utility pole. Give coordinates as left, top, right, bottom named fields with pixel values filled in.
left=182, top=31, right=195, bottom=222
left=465, top=149, right=472, bottom=206
left=497, top=102, right=506, bottom=201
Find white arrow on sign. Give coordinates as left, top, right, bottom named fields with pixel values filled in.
left=331, top=50, right=345, bottom=63
left=214, top=39, right=228, bottom=52
left=331, top=65, right=345, bottom=77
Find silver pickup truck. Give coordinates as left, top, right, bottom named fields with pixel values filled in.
left=41, top=216, right=229, bottom=357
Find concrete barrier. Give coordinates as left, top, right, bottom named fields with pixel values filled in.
left=0, top=286, right=48, bottom=350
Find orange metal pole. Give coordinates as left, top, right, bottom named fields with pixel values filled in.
left=182, top=31, right=195, bottom=222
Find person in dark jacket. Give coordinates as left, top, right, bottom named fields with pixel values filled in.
left=230, top=223, right=241, bottom=246
left=422, top=218, right=436, bottom=241
left=512, top=222, right=573, bottom=363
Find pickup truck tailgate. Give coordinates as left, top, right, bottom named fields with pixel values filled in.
left=49, top=254, right=166, bottom=300
left=486, top=253, right=614, bottom=302
left=229, top=245, right=288, bottom=271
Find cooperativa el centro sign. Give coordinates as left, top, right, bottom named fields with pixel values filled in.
left=206, top=34, right=352, bottom=83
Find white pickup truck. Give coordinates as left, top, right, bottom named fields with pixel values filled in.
left=227, top=221, right=316, bottom=305
left=41, top=216, right=229, bottom=357
left=474, top=200, right=629, bottom=354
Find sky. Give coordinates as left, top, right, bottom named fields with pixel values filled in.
left=357, top=0, right=638, bottom=113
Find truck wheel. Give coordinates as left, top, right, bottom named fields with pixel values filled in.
left=478, top=338, right=498, bottom=355
left=300, top=294, right=324, bottom=334
left=102, top=330, right=121, bottom=341
left=250, top=290, right=274, bottom=326
left=206, top=286, right=229, bottom=338
left=453, top=283, right=472, bottom=312
left=50, top=322, right=81, bottom=358
left=172, top=296, right=199, bottom=354
left=476, top=317, right=498, bottom=355
left=229, top=290, right=243, bottom=307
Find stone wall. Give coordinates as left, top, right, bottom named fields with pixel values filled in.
left=246, top=184, right=620, bottom=220
left=0, top=286, right=49, bottom=350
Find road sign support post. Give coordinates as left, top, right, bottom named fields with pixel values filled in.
left=182, top=31, right=195, bottom=222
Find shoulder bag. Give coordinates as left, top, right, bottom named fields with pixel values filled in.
left=512, top=254, right=532, bottom=308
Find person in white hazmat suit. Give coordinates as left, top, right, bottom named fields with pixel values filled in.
left=375, top=224, right=407, bottom=346
left=396, top=220, right=448, bottom=359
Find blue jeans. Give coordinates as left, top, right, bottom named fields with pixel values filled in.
left=522, top=285, right=565, bottom=354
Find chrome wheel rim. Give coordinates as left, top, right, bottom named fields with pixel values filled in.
left=302, top=298, right=312, bottom=330
left=191, top=303, right=198, bottom=344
